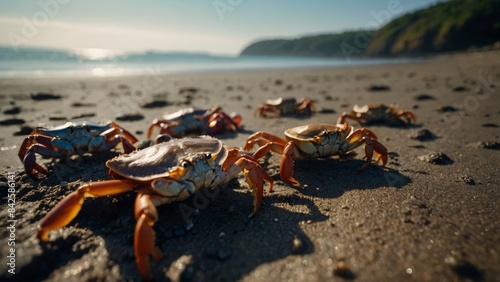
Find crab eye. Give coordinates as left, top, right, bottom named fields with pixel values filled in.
left=205, top=153, right=212, bottom=159
left=181, top=161, right=189, bottom=168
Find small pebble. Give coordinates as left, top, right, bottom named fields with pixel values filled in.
left=414, top=94, right=436, bottom=101
left=368, top=85, right=390, bottom=91
left=408, top=129, right=437, bottom=142
left=31, top=92, right=62, bottom=100
left=3, top=106, right=21, bottom=115
left=460, top=176, right=476, bottom=185
left=333, top=260, right=354, bottom=278
left=291, top=235, right=304, bottom=254
left=469, top=141, right=500, bottom=150
left=115, top=113, right=144, bottom=121
left=0, top=118, right=25, bottom=126
left=418, top=152, right=453, bottom=165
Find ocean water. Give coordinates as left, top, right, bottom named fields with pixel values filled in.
left=0, top=46, right=419, bottom=78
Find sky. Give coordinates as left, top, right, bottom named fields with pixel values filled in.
left=0, top=0, right=439, bottom=55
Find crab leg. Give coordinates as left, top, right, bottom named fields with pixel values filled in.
left=347, top=128, right=387, bottom=171
left=97, top=126, right=138, bottom=153
left=243, top=131, right=287, bottom=152
left=223, top=151, right=273, bottom=216
left=134, top=190, right=165, bottom=280
left=110, top=122, right=139, bottom=144
left=37, top=180, right=138, bottom=241
left=337, top=112, right=364, bottom=126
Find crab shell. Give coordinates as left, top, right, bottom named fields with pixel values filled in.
left=106, top=137, right=228, bottom=198
left=283, top=123, right=353, bottom=158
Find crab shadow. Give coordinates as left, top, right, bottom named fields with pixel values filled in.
left=15, top=157, right=327, bottom=281
left=278, top=158, right=411, bottom=199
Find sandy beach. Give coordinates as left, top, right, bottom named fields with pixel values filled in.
left=0, top=50, right=499, bottom=281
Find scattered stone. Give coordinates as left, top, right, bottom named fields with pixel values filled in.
left=460, top=176, right=476, bottom=185
left=453, top=86, right=468, bottom=92
left=49, top=114, right=67, bottom=121
left=414, top=94, right=436, bottom=101
left=116, top=113, right=144, bottom=121
left=141, top=100, right=169, bottom=108
left=408, top=129, right=437, bottom=142
left=436, top=105, right=459, bottom=113
left=0, top=118, right=25, bottom=126
left=167, top=255, right=198, bottom=282
left=469, top=141, right=500, bottom=150
left=274, top=79, right=283, bottom=86
left=333, top=260, right=354, bottom=279
left=71, top=102, right=96, bottom=107
left=13, top=126, right=35, bottom=136
left=482, top=123, right=498, bottom=128
left=368, top=85, right=390, bottom=92
left=418, top=152, right=453, bottom=165
left=291, top=235, right=304, bottom=254
left=71, top=113, right=95, bottom=119
left=3, top=106, right=21, bottom=115
left=179, top=87, right=199, bottom=94
left=319, top=108, right=336, bottom=114
left=31, top=92, right=62, bottom=100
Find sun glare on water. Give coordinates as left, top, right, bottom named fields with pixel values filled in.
left=73, top=48, right=123, bottom=61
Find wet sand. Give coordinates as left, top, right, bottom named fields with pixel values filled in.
left=0, top=50, right=499, bottom=281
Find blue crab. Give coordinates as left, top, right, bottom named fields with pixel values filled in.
left=18, top=121, right=138, bottom=180
left=37, top=136, right=273, bottom=280
left=147, top=106, right=242, bottom=138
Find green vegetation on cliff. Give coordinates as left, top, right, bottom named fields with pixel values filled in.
left=240, top=30, right=375, bottom=57
left=365, top=0, right=500, bottom=55
left=240, top=0, right=500, bottom=57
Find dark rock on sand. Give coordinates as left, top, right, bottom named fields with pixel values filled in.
left=408, top=129, right=437, bottom=142
left=418, top=152, right=453, bottom=165
left=445, top=256, right=484, bottom=280
left=414, top=94, right=436, bottom=101
left=31, top=92, right=62, bottom=100
left=469, top=141, right=500, bottom=150
left=49, top=114, right=67, bottom=121
left=116, top=113, right=144, bottom=121
left=141, top=100, right=169, bottom=108
left=482, top=123, right=498, bottom=128
left=453, top=86, right=469, bottom=92
left=3, top=106, right=21, bottom=115
left=71, top=102, right=97, bottom=107
left=14, top=126, right=35, bottom=136
left=179, top=87, right=200, bottom=94
left=0, top=118, right=25, bottom=125
left=460, top=175, right=476, bottom=185
left=71, top=113, right=96, bottom=119
left=368, top=85, right=390, bottom=92
left=436, top=105, right=459, bottom=113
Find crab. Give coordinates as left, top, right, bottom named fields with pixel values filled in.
left=243, top=123, right=388, bottom=185
left=338, top=103, right=416, bottom=126
left=256, top=97, right=316, bottom=117
left=147, top=106, right=242, bottom=139
left=18, top=121, right=138, bottom=180
left=37, top=136, right=273, bottom=280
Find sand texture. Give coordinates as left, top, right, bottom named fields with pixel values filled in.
left=0, top=50, right=499, bottom=281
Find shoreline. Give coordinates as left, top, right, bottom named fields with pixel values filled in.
left=0, top=50, right=499, bottom=281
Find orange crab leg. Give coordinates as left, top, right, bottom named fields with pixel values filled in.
left=280, top=142, right=300, bottom=185
left=347, top=128, right=387, bottom=171
left=37, top=179, right=138, bottom=241
left=110, top=122, right=139, bottom=144
left=224, top=155, right=273, bottom=216
left=134, top=191, right=165, bottom=280
left=100, top=125, right=138, bottom=153
left=243, top=131, right=287, bottom=151
left=338, top=112, right=365, bottom=126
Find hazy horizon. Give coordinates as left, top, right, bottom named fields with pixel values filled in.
left=1, top=0, right=439, bottom=55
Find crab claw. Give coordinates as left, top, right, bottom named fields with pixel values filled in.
left=23, top=150, right=49, bottom=180
left=280, top=142, right=300, bottom=185
left=360, top=135, right=388, bottom=172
